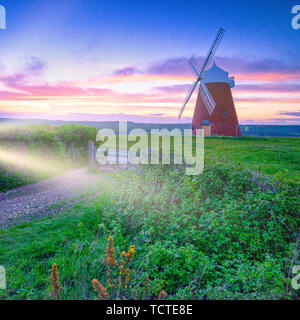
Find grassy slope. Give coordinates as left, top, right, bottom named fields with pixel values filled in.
left=204, top=137, right=300, bottom=183
left=0, top=137, right=299, bottom=300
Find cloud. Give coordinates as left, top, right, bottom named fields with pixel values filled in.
left=0, top=56, right=47, bottom=90
left=0, top=90, right=30, bottom=99
left=235, top=83, right=300, bottom=93
left=101, top=56, right=300, bottom=88
left=66, top=113, right=192, bottom=123
left=143, top=56, right=300, bottom=78
left=0, top=73, right=28, bottom=88
left=25, top=56, right=47, bottom=75
left=146, top=57, right=192, bottom=76
left=219, top=57, right=300, bottom=75
left=0, top=76, right=88, bottom=97
left=86, top=88, right=114, bottom=96
left=113, top=66, right=139, bottom=76
left=278, top=110, right=300, bottom=117
left=1, top=55, right=300, bottom=124
left=155, top=84, right=190, bottom=93
left=234, top=97, right=300, bottom=103
left=268, top=118, right=300, bottom=123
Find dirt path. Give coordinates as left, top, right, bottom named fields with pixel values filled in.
left=0, top=168, right=106, bottom=228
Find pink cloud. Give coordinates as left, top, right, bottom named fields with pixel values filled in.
left=0, top=54, right=299, bottom=124
left=235, top=83, right=300, bottom=93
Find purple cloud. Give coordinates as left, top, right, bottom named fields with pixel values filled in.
left=0, top=73, right=27, bottom=88
left=25, top=56, right=47, bottom=75
left=268, top=118, right=300, bottom=123
left=147, top=57, right=192, bottom=76
left=144, top=56, right=300, bottom=77
left=219, top=57, right=300, bottom=74
left=235, top=83, right=300, bottom=92
left=0, top=56, right=46, bottom=89
left=278, top=110, right=300, bottom=117
left=113, top=66, right=139, bottom=76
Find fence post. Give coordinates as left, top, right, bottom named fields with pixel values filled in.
left=89, top=140, right=95, bottom=169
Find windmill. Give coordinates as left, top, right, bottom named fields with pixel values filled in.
left=179, top=27, right=241, bottom=137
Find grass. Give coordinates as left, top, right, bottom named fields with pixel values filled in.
left=0, top=133, right=299, bottom=300
left=204, top=137, right=300, bottom=183
left=0, top=209, right=86, bottom=299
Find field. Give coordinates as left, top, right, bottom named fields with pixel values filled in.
left=204, top=137, right=300, bottom=183
left=0, top=125, right=299, bottom=300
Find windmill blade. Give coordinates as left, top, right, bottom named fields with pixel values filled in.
left=199, top=80, right=216, bottom=115
left=189, top=55, right=201, bottom=77
left=178, top=80, right=199, bottom=119
left=199, top=27, right=225, bottom=77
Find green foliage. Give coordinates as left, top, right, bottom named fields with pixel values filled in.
left=0, top=161, right=298, bottom=300
left=0, top=124, right=98, bottom=192
left=0, top=166, right=36, bottom=192
left=0, top=126, right=299, bottom=299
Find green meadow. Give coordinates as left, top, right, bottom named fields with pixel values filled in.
left=204, top=137, right=300, bottom=183
left=0, top=125, right=299, bottom=300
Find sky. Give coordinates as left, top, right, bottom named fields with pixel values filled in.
left=0, top=0, right=299, bottom=124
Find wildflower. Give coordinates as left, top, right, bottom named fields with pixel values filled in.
left=92, top=279, right=109, bottom=300
left=103, top=235, right=117, bottom=289
left=121, top=251, right=126, bottom=257
left=50, top=263, right=62, bottom=300
left=93, top=238, right=136, bottom=299
left=158, top=290, right=167, bottom=300
left=127, top=245, right=135, bottom=263
left=105, top=236, right=117, bottom=267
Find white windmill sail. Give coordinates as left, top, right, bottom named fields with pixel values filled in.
left=199, top=80, right=216, bottom=115
left=189, top=55, right=201, bottom=77
left=198, top=28, right=225, bottom=78
left=178, top=80, right=199, bottom=119
left=178, top=27, right=225, bottom=119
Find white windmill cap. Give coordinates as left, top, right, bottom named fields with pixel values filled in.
left=203, top=61, right=235, bottom=88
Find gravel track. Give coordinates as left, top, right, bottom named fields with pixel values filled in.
left=0, top=168, right=105, bottom=228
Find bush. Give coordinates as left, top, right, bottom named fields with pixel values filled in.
left=0, top=124, right=98, bottom=192
left=69, top=163, right=299, bottom=299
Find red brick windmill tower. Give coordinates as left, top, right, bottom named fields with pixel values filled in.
left=178, top=28, right=241, bottom=137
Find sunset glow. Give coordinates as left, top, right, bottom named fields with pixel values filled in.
left=0, top=0, right=299, bottom=124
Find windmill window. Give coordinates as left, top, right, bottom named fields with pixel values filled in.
left=222, top=109, right=228, bottom=119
